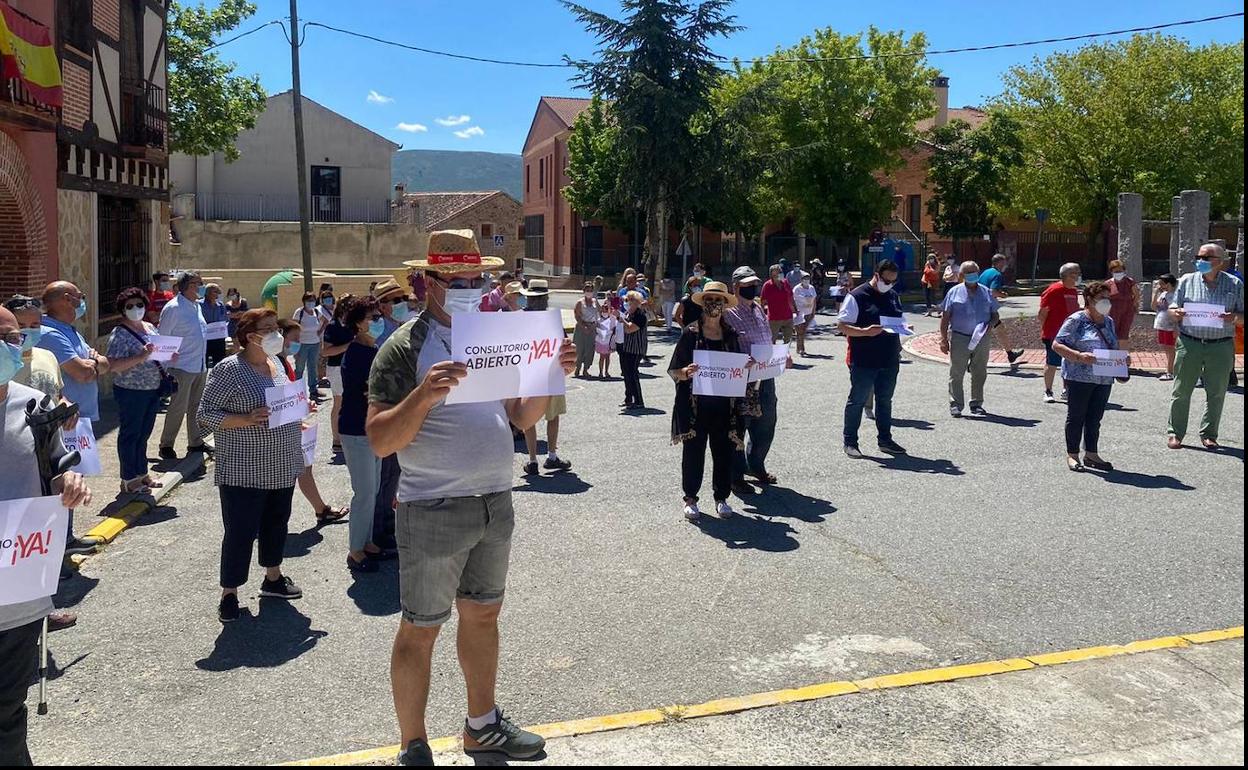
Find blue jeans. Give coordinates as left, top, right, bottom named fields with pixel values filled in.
left=294, top=342, right=321, bottom=397
left=844, top=362, right=899, bottom=447
left=734, top=378, right=777, bottom=480
left=113, top=385, right=161, bottom=480
left=341, top=434, right=380, bottom=552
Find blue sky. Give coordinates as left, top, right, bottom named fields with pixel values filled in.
left=211, top=0, right=1245, bottom=154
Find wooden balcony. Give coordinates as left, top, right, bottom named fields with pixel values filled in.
left=120, top=77, right=167, bottom=160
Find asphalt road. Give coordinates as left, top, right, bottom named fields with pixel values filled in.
left=28, top=300, right=1244, bottom=765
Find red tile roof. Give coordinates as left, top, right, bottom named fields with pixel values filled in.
left=403, top=191, right=508, bottom=229
left=541, top=96, right=594, bottom=128
left=916, top=107, right=990, bottom=133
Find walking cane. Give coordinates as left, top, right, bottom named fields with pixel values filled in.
left=24, top=394, right=82, bottom=717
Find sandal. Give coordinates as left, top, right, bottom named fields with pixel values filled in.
left=1201, top=438, right=1221, bottom=450
left=316, top=505, right=349, bottom=523
left=143, top=475, right=164, bottom=489
left=121, top=477, right=149, bottom=494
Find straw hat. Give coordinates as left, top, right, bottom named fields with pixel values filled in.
left=403, top=229, right=506, bottom=273
left=503, top=281, right=524, bottom=296
left=521, top=278, right=550, bottom=297
left=691, top=280, right=738, bottom=308
left=372, top=278, right=407, bottom=303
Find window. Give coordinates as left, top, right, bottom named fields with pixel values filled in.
left=97, top=196, right=151, bottom=325
left=539, top=158, right=545, bottom=190
left=524, top=215, right=545, bottom=260
left=525, top=164, right=530, bottom=195
left=907, top=194, right=922, bottom=233
left=59, top=0, right=93, bottom=52
left=480, top=223, right=494, bottom=241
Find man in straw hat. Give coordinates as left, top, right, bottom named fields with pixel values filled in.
left=372, top=278, right=410, bottom=346
left=367, top=230, right=577, bottom=765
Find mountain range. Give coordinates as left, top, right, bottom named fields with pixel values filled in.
left=392, top=149, right=523, bottom=200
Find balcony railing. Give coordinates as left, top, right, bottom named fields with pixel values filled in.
left=120, top=77, right=166, bottom=150
left=193, top=193, right=394, bottom=224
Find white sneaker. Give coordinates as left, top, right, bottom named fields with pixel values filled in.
left=1060, top=389, right=1068, bottom=401
left=715, top=501, right=735, bottom=519
left=683, top=502, right=701, bottom=522
left=1043, top=391, right=1056, bottom=404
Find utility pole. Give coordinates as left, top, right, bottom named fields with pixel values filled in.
left=289, top=0, right=313, bottom=291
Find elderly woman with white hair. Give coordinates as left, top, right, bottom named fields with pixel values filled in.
left=1036, top=262, right=1083, bottom=404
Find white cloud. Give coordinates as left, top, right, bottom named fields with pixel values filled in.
left=396, top=122, right=428, bottom=133
left=367, top=90, right=394, bottom=105
left=436, top=114, right=472, bottom=126
left=454, top=126, right=485, bottom=139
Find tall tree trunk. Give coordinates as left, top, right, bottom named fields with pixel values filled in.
left=655, top=198, right=669, bottom=282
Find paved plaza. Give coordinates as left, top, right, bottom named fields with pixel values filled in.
left=27, top=299, right=1245, bottom=765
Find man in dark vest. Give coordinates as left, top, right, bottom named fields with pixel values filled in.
left=837, top=259, right=908, bottom=458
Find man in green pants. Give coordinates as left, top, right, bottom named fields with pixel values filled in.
left=1167, top=242, right=1245, bottom=450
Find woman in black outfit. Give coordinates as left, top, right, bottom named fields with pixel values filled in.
left=619, top=290, right=649, bottom=410
left=669, top=281, right=746, bottom=522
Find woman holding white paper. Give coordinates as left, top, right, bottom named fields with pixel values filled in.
left=196, top=308, right=306, bottom=623
left=1051, top=281, right=1123, bottom=473
left=669, top=282, right=745, bottom=522
left=107, top=287, right=169, bottom=494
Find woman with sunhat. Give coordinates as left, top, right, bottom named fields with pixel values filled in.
left=668, top=281, right=746, bottom=522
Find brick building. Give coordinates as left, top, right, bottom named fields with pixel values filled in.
left=0, top=0, right=60, bottom=300
left=57, top=0, right=170, bottom=341
left=397, top=189, right=523, bottom=265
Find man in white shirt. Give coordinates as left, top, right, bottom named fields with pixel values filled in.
left=158, top=270, right=210, bottom=459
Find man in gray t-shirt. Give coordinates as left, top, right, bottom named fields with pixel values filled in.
left=0, top=305, right=92, bottom=766
left=365, top=230, right=576, bottom=765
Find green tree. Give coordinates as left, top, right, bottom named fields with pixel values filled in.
left=564, top=0, right=741, bottom=279
left=925, top=113, right=1024, bottom=256
left=722, top=27, right=937, bottom=244
left=563, top=96, right=630, bottom=232
left=167, top=0, right=267, bottom=162
left=994, top=34, right=1245, bottom=259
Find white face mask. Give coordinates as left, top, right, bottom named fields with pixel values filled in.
left=260, top=331, right=285, bottom=356
left=125, top=306, right=146, bottom=322
left=1094, top=299, right=1112, bottom=316
left=1112, top=272, right=1127, bottom=281
left=442, top=288, right=481, bottom=316
left=876, top=279, right=895, bottom=293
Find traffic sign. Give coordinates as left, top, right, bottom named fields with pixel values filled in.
left=494, top=235, right=505, bottom=248
left=676, top=235, right=693, bottom=258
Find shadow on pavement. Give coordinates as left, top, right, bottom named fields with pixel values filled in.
left=127, top=505, right=180, bottom=529
left=467, top=750, right=549, bottom=766
left=744, top=486, right=835, bottom=524
left=347, top=564, right=401, bottom=617
left=891, top=417, right=935, bottom=431
left=695, top=514, right=799, bottom=553
left=1103, top=402, right=1139, bottom=412
left=995, top=369, right=1040, bottom=379
left=46, top=649, right=91, bottom=683
left=195, top=599, right=327, bottom=671
left=284, top=525, right=327, bottom=560
left=514, top=472, right=592, bottom=496
left=972, top=413, right=1042, bottom=428
left=1091, top=468, right=1196, bottom=491
left=54, top=572, right=100, bottom=610
left=620, top=407, right=665, bottom=417
left=870, top=453, right=964, bottom=475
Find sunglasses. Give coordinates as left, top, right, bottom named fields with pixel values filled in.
left=123, top=302, right=146, bottom=311
left=432, top=275, right=486, bottom=290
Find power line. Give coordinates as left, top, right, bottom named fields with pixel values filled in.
left=300, top=12, right=1243, bottom=69
left=199, top=19, right=284, bottom=54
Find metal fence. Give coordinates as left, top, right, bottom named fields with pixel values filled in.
left=192, top=193, right=393, bottom=223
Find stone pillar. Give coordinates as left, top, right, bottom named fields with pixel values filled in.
left=797, top=231, right=806, bottom=268
left=1116, top=193, right=1146, bottom=310
left=1168, top=196, right=1181, bottom=275
left=1178, top=190, right=1210, bottom=275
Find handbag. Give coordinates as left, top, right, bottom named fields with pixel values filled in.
left=120, top=324, right=179, bottom=396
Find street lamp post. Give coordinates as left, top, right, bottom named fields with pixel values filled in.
left=580, top=218, right=589, bottom=283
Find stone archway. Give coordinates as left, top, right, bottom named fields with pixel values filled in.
left=0, top=129, right=49, bottom=299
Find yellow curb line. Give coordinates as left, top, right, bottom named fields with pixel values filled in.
left=279, top=625, right=1243, bottom=766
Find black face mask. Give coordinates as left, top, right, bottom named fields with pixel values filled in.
left=739, top=286, right=758, bottom=301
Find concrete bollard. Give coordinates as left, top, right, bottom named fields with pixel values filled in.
left=1116, top=193, right=1147, bottom=311
left=1178, top=190, right=1210, bottom=275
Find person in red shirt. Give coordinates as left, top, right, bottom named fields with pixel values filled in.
left=1037, top=262, right=1083, bottom=403
left=146, top=271, right=174, bottom=324
left=760, top=264, right=797, bottom=344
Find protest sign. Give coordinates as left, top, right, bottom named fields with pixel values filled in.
left=749, top=344, right=789, bottom=383
left=1182, top=302, right=1227, bottom=330
left=301, top=423, right=318, bottom=467
left=0, top=496, right=69, bottom=606
left=61, top=417, right=101, bottom=476
left=880, top=315, right=913, bottom=336
left=265, top=380, right=309, bottom=428
left=1092, top=349, right=1130, bottom=378
left=445, top=310, right=566, bottom=405
left=205, top=321, right=229, bottom=340
left=147, top=335, right=182, bottom=362
left=692, top=350, right=750, bottom=397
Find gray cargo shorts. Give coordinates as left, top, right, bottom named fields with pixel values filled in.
left=396, top=490, right=515, bottom=627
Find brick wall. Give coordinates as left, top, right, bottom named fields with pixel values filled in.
left=880, top=146, right=935, bottom=233
left=0, top=131, right=50, bottom=298
left=62, top=60, right=92, bottom=132
left=94, top=0, right=120, bottom=40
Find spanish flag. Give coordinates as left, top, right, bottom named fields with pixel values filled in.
left=0, top=3, right=62, bottom=108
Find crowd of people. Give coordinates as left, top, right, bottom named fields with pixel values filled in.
left=0, top=227, right=1243, bottom=766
